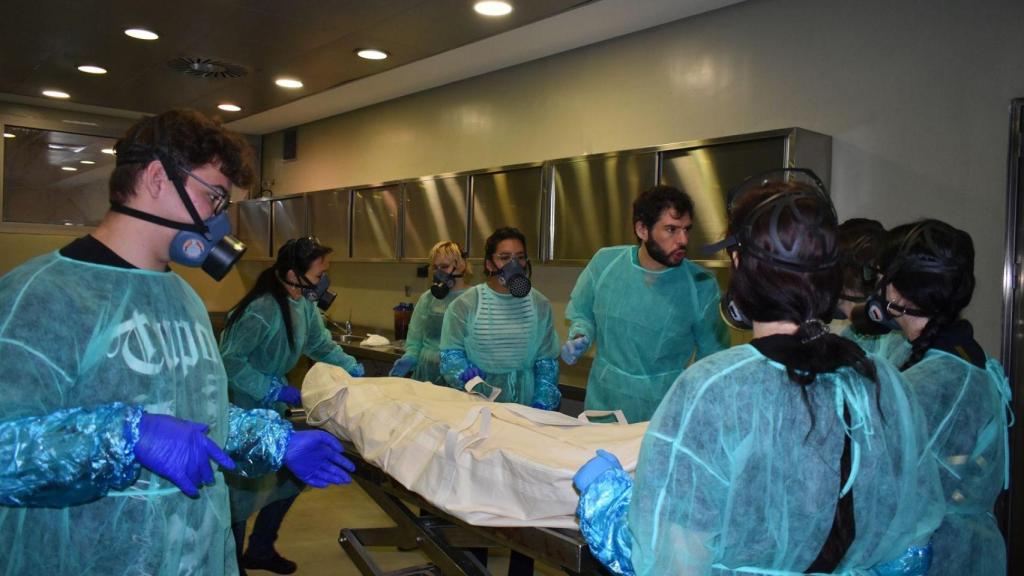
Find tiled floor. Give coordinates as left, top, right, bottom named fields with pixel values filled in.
left=241, top=481, right=565, bottom=576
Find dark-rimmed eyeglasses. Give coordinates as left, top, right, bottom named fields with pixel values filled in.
left=181, top=168, right=231, bottom=215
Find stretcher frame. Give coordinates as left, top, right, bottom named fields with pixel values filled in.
left=336, top=440, right=611, bottom=576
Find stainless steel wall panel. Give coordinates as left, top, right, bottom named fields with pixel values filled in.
left=308, top=188, right=351, bottom=260
left=659, top=137, right=787, bottom=261
left=551, top=152, right=656, bottom=262
left=271, top=196, right=308, bottom=257
left=402, top=176, right=468, bottom=260
left=237, top=200, right=271, bottom=259
left=352, top=185, right=401, bottom=260
left=469, top=167, right=544, bottom=258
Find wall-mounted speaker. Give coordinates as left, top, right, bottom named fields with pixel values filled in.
left=282, top=128, right=297, bottom=161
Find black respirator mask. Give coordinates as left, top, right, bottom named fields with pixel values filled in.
left=862, top=222, right=957, bottom=332
left=277, top=237, right=336, bottom=310
left=704, top=168, right=838, bottom=332
left=430, top=269, right=463, bottom=299
left=492, top=258, right=532, bottom=298
left=109, top=143, right=246, bottom=281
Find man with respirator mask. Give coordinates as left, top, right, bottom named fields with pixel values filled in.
left=563, top=185, right=729, bottom=423
left=0, top=110, right=355, bottom=575
left=439, top=227, right=561, bottom=410
left=389, top=241, right=471, bottom=383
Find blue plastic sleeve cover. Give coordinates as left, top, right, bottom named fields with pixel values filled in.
left=871, top=543, right=933, bottom=576
left=260, top=374, right=286, bottom=409
left=577, top=466, right=636, bottom=576
left=0, top=402, right=143, bottom=507
left=532, top=357, right=561, bottom=410
left=225, top=404, right=293, bottom=478
left=439, top=348, right=472, bottom=390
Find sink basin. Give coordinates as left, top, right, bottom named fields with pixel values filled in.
left=336, top=334, right=365, bottom=344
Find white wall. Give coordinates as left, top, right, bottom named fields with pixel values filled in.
left=262, top=0, right=1024, bottom=353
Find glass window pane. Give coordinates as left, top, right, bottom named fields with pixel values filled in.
left=3, top=125, right=117, bottom=226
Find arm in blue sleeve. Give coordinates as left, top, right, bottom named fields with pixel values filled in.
left=402, top=292, right=431, bottom=361
left=0, top=402, right=143, bottom=507
left=224, top=404, right=293, bottom=478
left=566, top=258, right=600, bottom=342
left=305, top=308, right=360, bottom=372
left=219, top=310, right=279, bottom=403
left=439, top=293, right=474, bottom=389
left=440, top=349, right=473, bottom=390
left=692, top=269, right=729, bottom=360
left=577, top=466, right=636, bottom=576
left=532, top=358, right=561, bottom=410
left=532, top=299, right=562, bottom=409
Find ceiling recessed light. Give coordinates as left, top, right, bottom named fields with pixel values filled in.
left=218, top=103, right=242, bottom=112
left=101, top=148, right=116, bottom=155
left=274, top=78, right=303, bottom=89
left=3, top=133, right=14, bottom=139
left=61, top=166, right=78, bottom=172
left=42, top=90, right=70, bottom=99
left=80, top=160, right=96, bottom=165
left=356, top=49, right=389, bottom=61
left=77, top=65, right=108, bottom=75
left=124, top=28, right=159, bottom=41
left=474, top=1, right=513, bottom=16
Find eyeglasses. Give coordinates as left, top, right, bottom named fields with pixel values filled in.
left=494, top=253, right=528, bottom=266
left=181, top=168, right=231, bottom=215
left=882, top=299, right=927, bottom=318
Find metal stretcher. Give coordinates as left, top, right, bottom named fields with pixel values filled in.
left=335, top=439, right=611, bottom=576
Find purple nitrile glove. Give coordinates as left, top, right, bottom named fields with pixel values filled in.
left=275, top=385, right=302, bottom=406
left=134, top=413, right=236, bottom=498
left=458, top=365, right=486, bottom=384
left=284, top=430, right=356, bottom=488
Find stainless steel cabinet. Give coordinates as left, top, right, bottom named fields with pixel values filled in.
left=659, top=137, right=786, bottom=261
left=469, top=166, right=544, bottom=258
left=308, top=188, right=351, bottom=260
left=271, top=195, right=308, bottom=258
left=402, top=176, right=468, bottom=260
left=659, top=129, right=831, bottom=262
left=352, top=185, right=401, bottom=260
left=236, top=199, right=272, bottom=259
left=549, top=152, right=656, bottom=263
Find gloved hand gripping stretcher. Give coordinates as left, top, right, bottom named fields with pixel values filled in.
left=301, top=362, right=647, bottom=529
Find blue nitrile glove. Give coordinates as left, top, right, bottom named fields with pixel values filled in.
left=389, top=355, right=417, bottom=377
left=574, top=449, right=623, bottom=493
left=284, top=430, right=356, bottom=488
left=134, top=413, right=236, bottom=498
left=458, top=365, right=486, bottom=384
left=350, top=363, right=366, bottom=377
left=275, top=385, right=302, bottom=406
left=561, top=335, right=591, bottom=365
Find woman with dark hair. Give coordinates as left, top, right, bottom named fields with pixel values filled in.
left=866, top=219, right=1010, bottom=576
left=220, top=236, right=364, bottom=575
left=573, top=171, right=942, bottom=575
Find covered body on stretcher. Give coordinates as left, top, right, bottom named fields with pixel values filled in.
left=302, top=362, right=647, bottom=529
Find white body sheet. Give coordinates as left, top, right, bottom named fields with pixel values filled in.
left=302, top=363, right=647, bottom=528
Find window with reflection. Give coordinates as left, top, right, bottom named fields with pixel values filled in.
left=2, top=125, right=117, bottom=226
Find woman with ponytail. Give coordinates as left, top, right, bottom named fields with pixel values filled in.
left=573, top=170, right=942, bottom=576
left=867, top=219, right=1010, bottom=576
left=219, top=236, right=364, bottom=575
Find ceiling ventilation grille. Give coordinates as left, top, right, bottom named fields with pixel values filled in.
left=168, top=57, right=247, bottom=79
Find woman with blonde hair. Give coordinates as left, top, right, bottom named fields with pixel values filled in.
left=389, top=240, right=472, bottom=383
